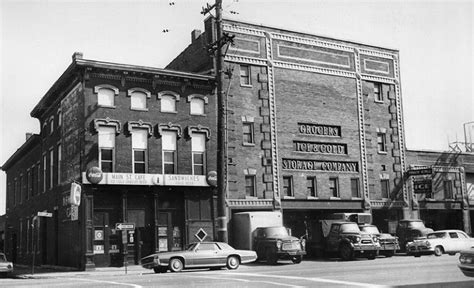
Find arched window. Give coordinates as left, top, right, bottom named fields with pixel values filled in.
left=158, top=91, right=180, bottom=113
left=94, top=85, right=119, bottom=107
left=128, top=88, right=151, bottom=110
left=188, top=94, right=208, bottom=115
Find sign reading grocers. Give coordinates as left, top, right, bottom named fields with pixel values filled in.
left=86, top=166, right=103, bottom=184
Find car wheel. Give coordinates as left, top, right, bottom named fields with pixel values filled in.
left=266, top=249, right=278, bottom=265
left=169, top=258, right=184, bottom=272
left=383, top=251, right=395, bottom=258
left=292, top=255, right=302, bottom=264
left=340, top=244, right=354, bottom=261
left=434, top=246, right=444, bottom=256
left=153, top=267, right=167, bottom=273
left=367, top=252, right=376, bottom=260
left=226, top=256, right=240, bottom=270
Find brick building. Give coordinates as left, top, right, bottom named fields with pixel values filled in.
left=166, top=18, right=472, bottom=242
left=1, top=53, right=216, bottom=269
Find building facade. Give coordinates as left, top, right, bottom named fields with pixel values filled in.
left=2, top=53, right=216, bottom=269
left=167, top=18, right=410, bottom=241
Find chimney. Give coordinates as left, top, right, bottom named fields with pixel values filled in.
left=191, top=29, right=202, bottom=43
left=25, top=133, right=33, bottom=141
left=72, top=52, right=83, bottom=61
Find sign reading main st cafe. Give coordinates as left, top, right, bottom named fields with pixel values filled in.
left=82, top=167, right=215, bottom=187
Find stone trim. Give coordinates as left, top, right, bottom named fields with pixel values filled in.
left=227, top=199, right=274, bottom=208
left=156, top=123, right=182, bottom=138
left=157, top=91, right=180, bottom=101
left=125, top=120, right=153, bottom=136
left=92, top=118, right=121, bottom=134
left=186, top=125, right=211, bottom=140
left=186, top=94, right=209, bottom=104
left=127, top=88, right=151, bottom=98
left=93, top=84, right=119, bottom=95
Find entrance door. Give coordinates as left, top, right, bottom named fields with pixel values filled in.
left=157, top=211, right=183, bottom=252
left=93, top=212, right=110, bottom=267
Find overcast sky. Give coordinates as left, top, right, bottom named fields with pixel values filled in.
left=1, top=0, right=473, bottom=215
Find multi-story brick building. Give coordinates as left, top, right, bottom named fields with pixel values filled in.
left=167, top=18, right=472, bottom=242
left=1, top=53, right=216, bottom=269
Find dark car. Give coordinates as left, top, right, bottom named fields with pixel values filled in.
left=140, top=241, right=257, bottom=273
left=459, top=248, right=474, bottom=277
left=396, top=219, right=433, bottom=252
left=253, top=226, right=306, bottom=264
left=359, top=224, right=399, bottom=257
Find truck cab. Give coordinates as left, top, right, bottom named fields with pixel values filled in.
left=253, top=226, right=306, bottom=264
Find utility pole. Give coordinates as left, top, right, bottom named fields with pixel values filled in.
left=215, top=0, right=228, bottom=243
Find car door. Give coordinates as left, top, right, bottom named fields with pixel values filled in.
left=193, top=243, right=220, bottom=266
left=446, top=232, right=459, bottom=252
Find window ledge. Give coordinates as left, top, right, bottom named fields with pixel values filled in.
left=130, top=107, right=149, bottom=112
left=306, top=196, right=318, bottom=200
left=377, top=151, right=388, bottom=155
left=330, top=197, right=341, bottom=200
left=98, top=105, right=116, bottom=109
left=374, top=100, right=384, bottom=104
left=240, top=84, right=253, bottom=88
left=351, top=197, right=362, bottom=200
left=283, top=196, right=295, bottom=200
left=243, top=143, right=255, bottom=147
left=245, top=196, right=258, bottom=200
left=190, top=113, right=207, bottom=117
left=160, top=111, right=177, bottom=114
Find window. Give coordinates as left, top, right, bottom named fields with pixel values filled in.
left=444, top=180, right=454, bottom=199
left=192, top=133, right=206, bottom=175
left=381, top=179, right=390, bottom=198
left=27, top=170, right=32, bottom=200
left=351, top=178, right=360, bottom=198
left=132, top=129, right=148, bottom=173
left=373, top=82, right=383, bottom=102
left=58, top=110, right=62, bottom=127
left=283, top=176, right=293, bottom=197
left=49, top=148, right=54, bottom=189
left=245, top=175, right=256, bottom=197
left=240, top=65, right=251, bottom=86
left=97, top=87, right=116, bottom=107
left=243, top=122, right=254, bottom=145
left=377, top=132, right=387, bottom=152
left=42, top=154, right=47, bottom=193
left=162, top=131, right=177, bottom=174
left=307, top=177, right=317, bottom=197
left=98, top=126, right=116, bottom=172
left=161, top=95, right=176, bottom=113
left=57, top=144, right=61, bottom=184
left=329, top=177, right=339, bottom=197
left=190, top=97, right=205, bottom=115
left=49, top=117, right=54, bottom=135
left=19, top=175, right=24, bottom=204
left=130, top=91, right=147, bottom=110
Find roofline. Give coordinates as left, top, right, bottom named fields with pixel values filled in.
left=30, top=56, right=215, bottom=118
left=1, top=134, right=41, bottom=171
left=406, top=148, right=474, bottom=156
left=221, top=17, right=399, bottom=52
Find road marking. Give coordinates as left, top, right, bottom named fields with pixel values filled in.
left=221, top=272, right=389, bottom=288
left=195, top=275, right=304, bottom=288
left=67, top=277, right=143, bottom=288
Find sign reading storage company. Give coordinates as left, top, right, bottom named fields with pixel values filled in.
left=282, top=158, right=358, bottom=172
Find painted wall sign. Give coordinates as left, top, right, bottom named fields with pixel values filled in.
left=82, top=172, right=209, bottom=187
left=164, top=175, right=209, bottom=186
left=294, top=141, right=347, bottom=155
left=298, top=123, right=341, bottom=137
left=282, top=158, right=358, bottom=172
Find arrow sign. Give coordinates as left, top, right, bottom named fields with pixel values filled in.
left=37, top=211, right=53, bottom=217
left=115, top=223, right=135, bottom=230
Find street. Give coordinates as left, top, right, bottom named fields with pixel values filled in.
left=1, top=254, right=474, bottom=288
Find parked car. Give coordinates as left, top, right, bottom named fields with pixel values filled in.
left=359, top=224, right=400, bottom=257
left=406, top=230, right=474, bottom=257
left=458, top=248, right=474, bottom=277
left=396, top=219, right=433, bottom=252
left=140, top=241, right=257, bottom=273
left=0, top=253, right=13, bottom=275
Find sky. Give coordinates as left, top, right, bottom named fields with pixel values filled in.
left=0, top=0, right=473, bottom=215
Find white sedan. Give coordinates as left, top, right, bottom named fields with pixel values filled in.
left=407, top=230, right=474, bottom=257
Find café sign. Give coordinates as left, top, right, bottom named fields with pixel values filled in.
left=82, top=172, right=209, bottom=187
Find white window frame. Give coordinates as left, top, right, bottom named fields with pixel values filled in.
left=162, top=130, right=177, bottom=174
left=42, top=154, right=47, bottom=193
left=240, top=64, right=251, bottom=86
left=245, top=175, right=256, bottom=197
left=158, top=91, right=180, bottom=113
left=132, top=128, right=148, bottom=173
left=128, top=88, right=151, bottom=111
left=49, top=148, right=54, bottom=189
left=98, top=126, right=117, bottom=172
left=191, top=133, right=206, bottom=175
left=329, top=177, right=339, bottom=198
left=57, top=143, right=61, bottom=185
left=94, top=84, right=119, bottom=108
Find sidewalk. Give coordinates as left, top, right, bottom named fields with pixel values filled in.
left=13, top=264, right=146, bottom=279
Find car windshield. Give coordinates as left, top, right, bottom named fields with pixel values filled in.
left=361, top=226, right=380, bottom=234
left=186, top=243, right=199, bottom=251
left=263, top=227, right=289, bottom=237
left=340, top=223, right=361, bottom=233
left=427, top=232, right=447, bottom=239
left=407, top=221, right=426, bottom=229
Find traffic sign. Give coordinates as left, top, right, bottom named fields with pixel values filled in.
left=115, top=223, right=135, bottom=230
left=37, top=211, right=53, bottom=217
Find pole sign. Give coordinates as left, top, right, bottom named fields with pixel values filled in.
left=408, top=168, right=432, bottom=177
left=115, top=223, right=135, bottom=230
left=37, top=211, right=53, bottom=217
left=70, top=182, right=82, bottom=206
